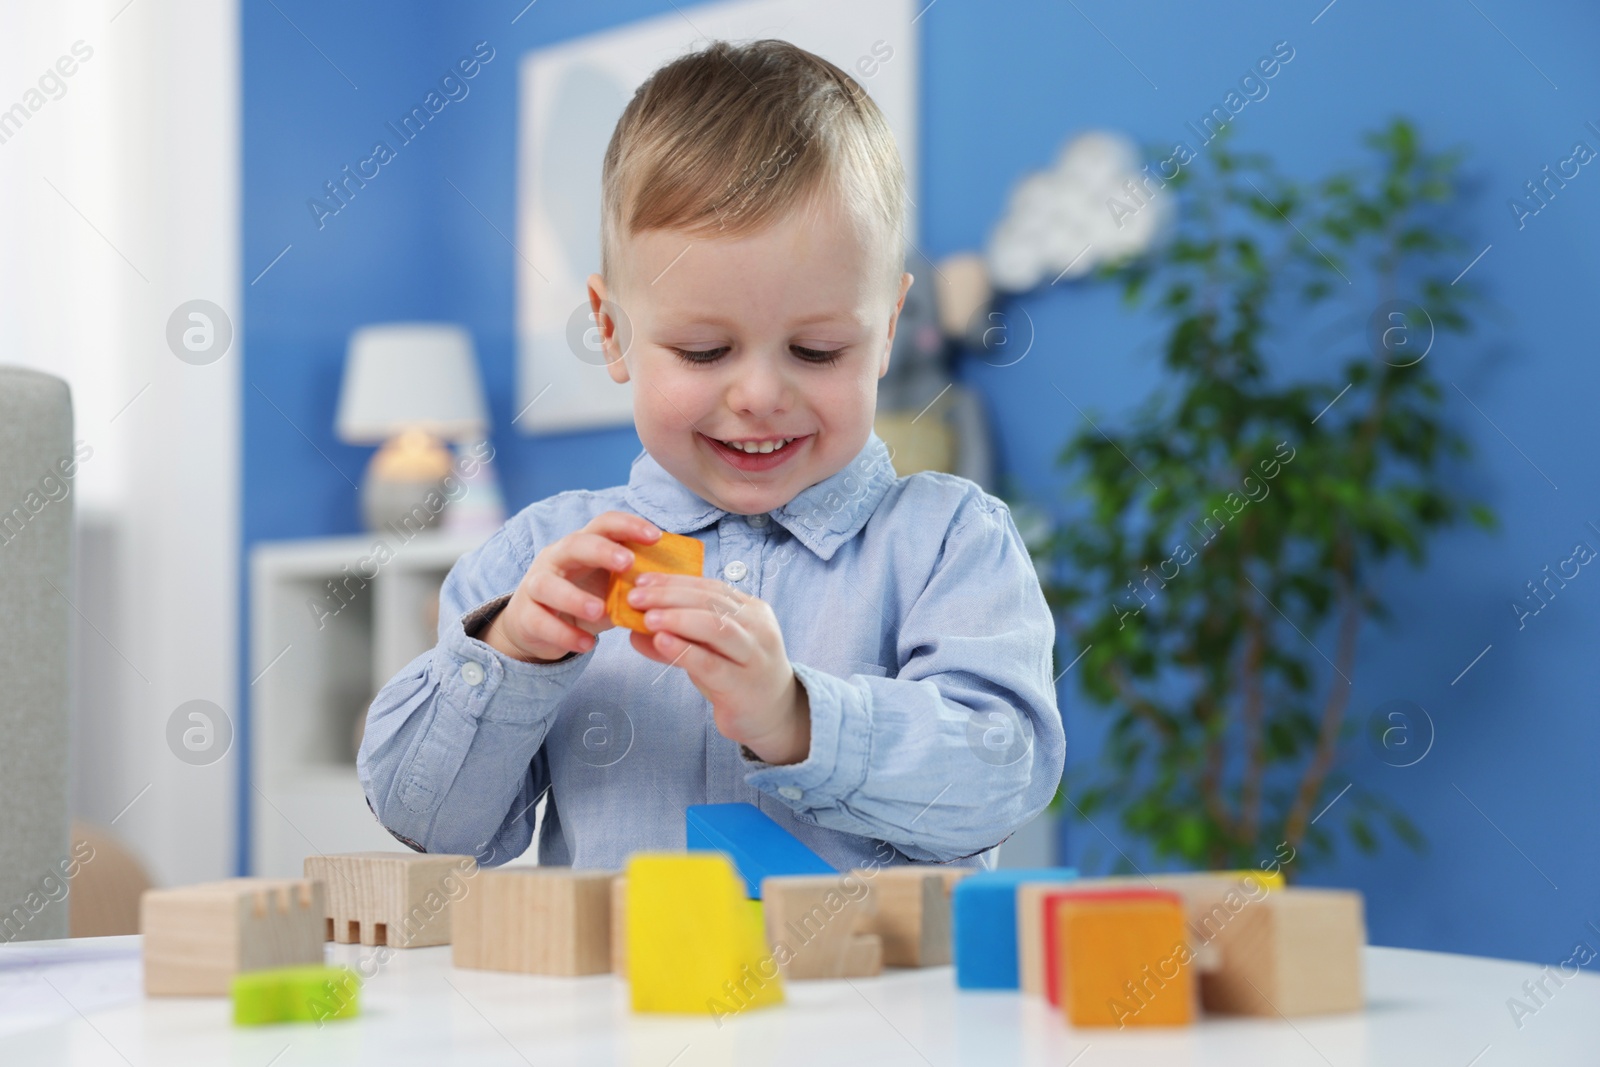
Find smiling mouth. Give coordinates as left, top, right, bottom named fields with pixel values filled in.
left=711, top=436, right=800, bottom=455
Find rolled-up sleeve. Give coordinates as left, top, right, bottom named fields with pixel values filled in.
left=356, top=521, right=594, bottom=864
left=742, top=494, right=1065, bottom=862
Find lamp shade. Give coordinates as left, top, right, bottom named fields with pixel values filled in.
left=336, top=322, right=489, bottom=443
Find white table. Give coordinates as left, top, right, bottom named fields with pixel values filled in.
left=1, top=936, right=1596, bottom=1065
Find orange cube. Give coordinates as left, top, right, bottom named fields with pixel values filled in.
left=1043, top=887, right=1177, bottom=1006
left=1056, top=893, right=1194, bottom=1028
left=605, top=529, right=705, bottom=633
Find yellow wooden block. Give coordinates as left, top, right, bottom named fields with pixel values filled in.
left=626, top=853, right=783, bottom=1016
left=1240, top=868, right=1285, bottom=892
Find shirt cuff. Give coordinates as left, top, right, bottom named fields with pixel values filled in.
left=741, top=661, right=873, bottom=809
left=438, top=593, right=594, bottom=723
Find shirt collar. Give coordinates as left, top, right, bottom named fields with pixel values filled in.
left=624, top=432, right=898, bottom=561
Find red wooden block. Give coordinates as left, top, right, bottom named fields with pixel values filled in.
left=1043, top=888, right=1182, bottom=1007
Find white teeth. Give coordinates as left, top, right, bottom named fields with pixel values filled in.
left=720, top=436, right=795, bottom=454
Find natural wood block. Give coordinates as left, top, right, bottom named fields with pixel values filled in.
left=303, top=851, right=475, bottom=948
left=1016, top=877, right=1080, bottom=996
left=762, top=875, right=882, bottom=979
left=141, top=879, right=326, bottom=996
left=1201, top=888, right=1365, bottom=1017
left=605, top=529, right=704, bottom=633
left=451, top=867, right=615, bottom=975
left=937, top=867, right=979, bottom=895
left=611, top=875, right=627, bottom=977
left=1019, top=869, right=1284, bottom=995
left=627, top=853, right=782, bottom=1014
left=852, top=867, right=951, bottom=967
left=1057, top=893, right=1194, bottom=1028
left=1163, top=871, right=1283, bottom=947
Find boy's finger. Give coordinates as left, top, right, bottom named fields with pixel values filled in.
left=636, top=573, right=742, bottom=596
left=628, top=628, right=674, bottom=664
left=554, top=531, right=638, bottom=574
left=638, top=608, right=754, bottom=666
left=532, top=610, right=596, bottom=655
left=526, top=569, right=607, bottom=624
left=626, top=582, right=744, bottom=620
left=505, top=601, right=594, bottom=657
left=586, top=510, right=661, bottom=544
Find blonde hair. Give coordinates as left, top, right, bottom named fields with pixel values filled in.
left=600, top=38, right=907, bottom=299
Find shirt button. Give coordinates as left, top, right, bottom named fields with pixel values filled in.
left=778, top=785, right=803, bottom=801
left=723, top=560, right=748, bottom=582
left=747, top=513, right=769, bottom=528
left=460, top=661, right=485, bottom=686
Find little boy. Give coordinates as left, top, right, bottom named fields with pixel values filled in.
left=358, top=39, right=1063, bottom=873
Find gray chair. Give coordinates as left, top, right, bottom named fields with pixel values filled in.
left=0, top=366, right=73, bottom=942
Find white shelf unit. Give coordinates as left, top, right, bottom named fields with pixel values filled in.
left=248, top=530, right=492, bottom=877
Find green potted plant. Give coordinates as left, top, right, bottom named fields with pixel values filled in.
left=1034, top=118, right=1496, bottom=874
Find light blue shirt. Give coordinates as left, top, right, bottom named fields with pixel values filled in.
left=357, top=431, right=1064, bottom=874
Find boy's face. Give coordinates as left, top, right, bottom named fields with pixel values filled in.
left=588, top=193, right=913, bottom=517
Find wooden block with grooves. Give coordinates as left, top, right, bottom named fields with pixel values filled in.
left=605, top=529, right=704, bottom=633
left=762, top=874, right=882, bottom=979
left=1200, top=887, right=1365, bottom=1017
left=451, top=867, right=616, bottom=975
left=304, top=851, right=475, bottom=948
left=141, top=878, right=326, bottom=996
left=853, top=866, right=953, bottom=967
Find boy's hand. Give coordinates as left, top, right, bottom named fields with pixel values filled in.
left=625, top=574, right=811, bottom=765
left=482, top=511, right=661, bottom=664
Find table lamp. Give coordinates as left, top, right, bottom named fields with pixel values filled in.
left=336, top=323, right=489, bottom=534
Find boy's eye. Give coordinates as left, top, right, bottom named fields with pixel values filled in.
left=670, top=347, right=728, bottom=364
left=793, top=345, right=843, bottom=365
left=667, top=345, right=844, bottom=365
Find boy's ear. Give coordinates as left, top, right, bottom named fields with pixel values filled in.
left=879, top=271, right=914, bottom=378
left=587, top=272, right=632, bottom=384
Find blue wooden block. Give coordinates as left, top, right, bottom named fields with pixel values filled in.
left=953, top=867, right=1077, bottom=990
left=685, top=803, right=836, bottom=899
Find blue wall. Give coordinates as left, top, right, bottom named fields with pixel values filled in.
left=243, top=0, right=1600, bottom=965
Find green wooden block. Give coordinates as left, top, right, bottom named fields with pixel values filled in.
left=231, top=965, right=361, bottom=1025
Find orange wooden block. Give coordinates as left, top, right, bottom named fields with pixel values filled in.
left=1044, top=888, right=1178, bottom=1007
left=604, top=530, right=705, bottom=633
left=1057, top=894, right=1194, bottom=1028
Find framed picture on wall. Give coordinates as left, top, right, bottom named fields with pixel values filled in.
left=515, top=0, right=919, bottom=435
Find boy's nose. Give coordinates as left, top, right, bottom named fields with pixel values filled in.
left=724, top=354, right=791, bottom=415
